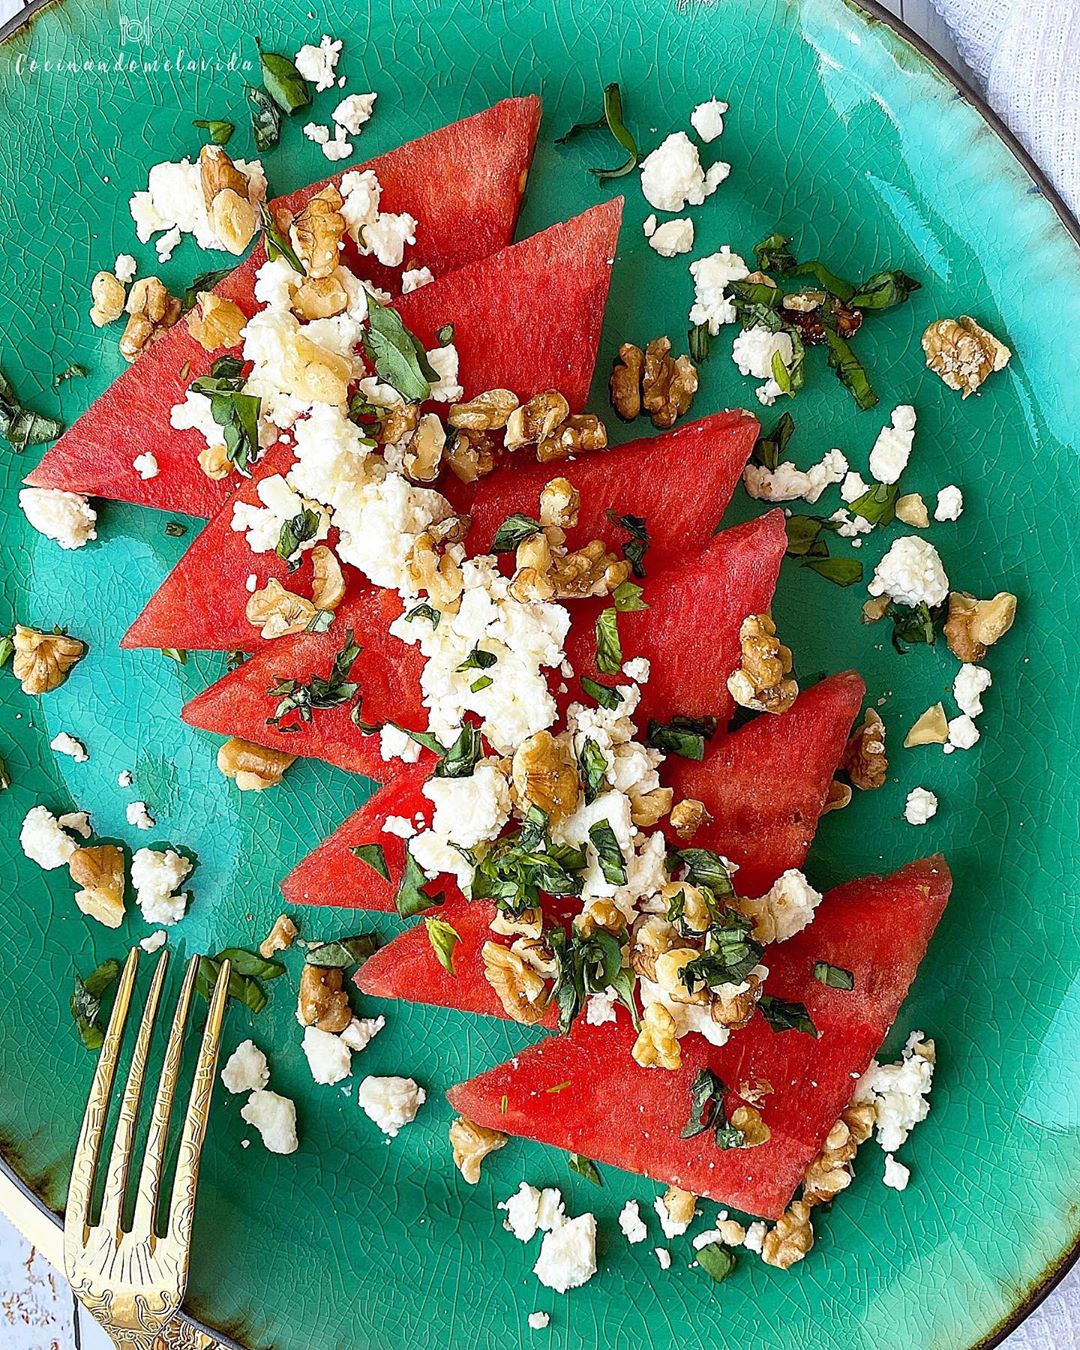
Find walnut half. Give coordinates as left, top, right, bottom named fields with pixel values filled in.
left=120, top=278, right=181, bottom=362
left=922, top=316, right=1011, bottom=397
left=185, top=292, right=247, bottom=352
left=260, top=912, right=299, bottom=958
left=481, top=941, right=550, bottom=1024
left=631, top=1001, right=681, bottom=1070
left=12, top=625, right=87, bottom=694
left=217, top=737, right=296, bottom=791
left=297, top=964, right=352, bottom=1032
left=510, top=730, right=579, bottom=823
left=760, top=1200, right=814, bottom=1270
left=727, top=614, right=798, bottom=714
left=842, top=707, right=887, bottom=790
left=944, top=590, right=1017, bottom=663
left=449, top=1116, right=508, bottom=1184
left=89, top=271, right=126, bottom=327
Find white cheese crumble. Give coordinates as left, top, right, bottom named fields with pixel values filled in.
left=585, top=988, right=618, bottom=1026
left=379, top=723, right=421, bottom=763
left=302, top=1024, right=353, bottom=1085
left=854, top=1030, right=935, bottom=1154
left=340, top=1015, right=385, bottom=1052
left=499, top=1183, right=565, bottom=1243
left=830, top=507, right=875, bottom=540
left=382, top=814, right=416, bottom=839
left=533, top=1213, right=597, bottom=1293
left=867, top=536, right=949, bottom=609
left=944, top=713, right=980, bottom=753
left=867, top=405, right=916, bottom=484
left=527, top=1312, right=550, bottom=1330
left=130, top=156, right=266, bottom=252
left=904, top=787, right=938, bottom=826
left=618, top=1199, right=648, bottom=1244
left=743, top=448, right=848, bottom=505
left=155, top=225, right=182, bottom=263
left=622, top=656, right=650, bottom=683
left=639, top=132, right=725, bottom=212
left=883, top=1154, right=910, bottom=1191
left=61, top=810, right=91, bottom=838
left=294, top=35, right=342, bottom=92
left=654, top=1192, right=696, bottom=1239
left=744, top=1221, right=767, bottom=1254
left=655, top=1247, right=672, bottom=1270
left=132, top=451, right=159, bottom=480
left=303, top=122, right=330, bottom=146
left=130, top=847, right=191, bottom=925
left=647, top=218, right=695, bottom=258
left=334, top=91, right=377, bottom=134
left=50, top=732, right=88, bottom=763
left=221, top=1039, right=270, bottom=1094
left=240, top=1088, right=299, bottom=1154
left=231, top=473, right=330, bottom=557
left=117, top=770, right=133, bottom=787
left=732, top=325, right=793, bottom=381
left=935, top=484, right=964, bottom=521
left=20, top=806, right=81, bottom=870
left=321, top=126, right=354, bottom=163
left=690, top=98, right=728, bottom=142
left=953, top=663, right=991, bottom=718
left=841, top=470, right=870, bottom=503
left=19, top=488, right=97, bottom=550
left=126, top=800, right=156, bottom=830
left=114, top=253, right=137, bottom=283
left=409, top=764, right=512, bottom=888
left=688, top=247, right=749, bottom=332
left=357, top=1075, right=425, bottom=1137
left=140, top=931, right=167, bottom=954
left=401, top=266, right=435, bottom=293
left=754, top=869, right=823, bottom=941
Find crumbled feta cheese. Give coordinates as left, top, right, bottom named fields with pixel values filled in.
left=401, top=266, right=434, bottom=293
left=231, top=473, right=330, bottom=556
left=132, top=451, right=159, bottom=480
left=618, top=1200, right=647, bottom=1244
left=854, top=1030, right=935, bottom=1153
left=380, top=722, right=422, bottom=763
left=294, top=35, right=343, bottom=92
left=221, top=1039, right=270, bottom=1094
left=426, top=343, right=463, bottom=402
left=130, top=847, right=192, bottom=925
left=585, top=988, right=618, bottom=1026
left=358, top=210, right=417, bottom=267
left=904, top=787, right=938, bottom=826
left=639, top=132, right=720, bottom=212
left=130, top=156, right=265, bottom=251
left=357, top=1075, right=426, bottom=1137
left=744, top=1221, right=767, bottom=1254
left=302, top=1024, right=353, bottom=1085
left=140, top=930, right=167, bottom=954
left=688, top=247, right=749, bottom=332
left=935, top=484, right=964, bottom=521
left=732, top=325, right=793, bottom=380
left=59, top=810, right=91, bottom=838
left=655, top=1247, right=672, bottom=1270
left=20, top=806, right=80, bottom=870
left=533, top=1213, right=597, bottom=1293
left=126, top=800, right=156, bottom=830
left=19, top=488, right=97, bottom=550
left=744, top=449, right=847, bottom=505
left=841, top=470, right=870, bottom=503
left=883, top=1155, right=910, bottom=1191
left=867, top=536, right=949, bottom=609
left=245, top=573, right=257, bottom=593
left=117, top=770, right=133, bottom=787
left=691, top=98, right=728, bottom=142
left=830, top=507, right=875, bottom=539
left=953, top=663, right=991, bottom=718
left=692, top=1228, right=726, bottom=1251
left=50, top=732, right=88, bottom=763
left=382, top=814, right=417, bottom=839
left=868, top=405, right=916, bottom=484
left=155, top=225, right=182, bottom=263
left=754, top=869, right=822, bottom=941
left=499, top=1183, right=565, bottom=1242
left=703, top=160, right=731, bottom=192
left=334, top=468, right=450, bottom=592
left=114, top=253, right=137, bottom=283
left=339, top=1015, right=385, bottom=1052
left=654, top=1192, right=696, bottom=1239
left=240, top=1088, right=299, bottom=1154
left=622, top=657, right=650, bottom=683
left=944, top=714, right=980, bottom=753
left=527, top=1312, right=550, bottom=1330
left=642, top=213, right=657, bottom=238
left=647, top=218, right=694, bottom=258
left=333, top=91, right=377, bottom=135
left=321, top=126, right=353, bottom=162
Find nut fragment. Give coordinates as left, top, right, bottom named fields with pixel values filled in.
left=405, top=531, right=464, bottom=609
left=510, top=936, right=559, bottom=979
left=259, top=912, right=299, bottom=958
left=449, top=1116, right=508, bottom=1184
left=12, top=625, right=87, bottom=694
left=642, top=337, right=699, bottom=429
left=760, top=1200, right=814, bottom=1269
left=861, top=595, right=892, bottom=625
left=401, top=413, right=447, bottom=483
left=661, top=881, right=712, bottom=933
left=185, top=292, right=247, bottom=352
left=448, top=389, right=519, bottom=432
left=660, top=1185, right=697, bottom=1228
left=576, top=896, right=627, bottom=937
left=729, top=1104, right=771, bottom=1147
left=842, top=707, right=887, bottom=790
left=801, top=1118, right=856, bottom=1206
left=727, top=614, right=799, bottom=714
left=669, top=798, right=712, bottom=840
left=481, top=941, right=550, bottom=1025
left=510, top=730, right=579, bottom=824
left=199, top=145, right=259, bottom=256
left=944, top=590, right=1017, bottom=663
left=631, top=1001, right=681, bottom=1070
left=291, top=185, right=346, bottom=280
left=246, top=578, right=318, bottom=639
left=445, top=428, right=498, bottom=483
left=922, top=316, right=1011, bottom=397
left=629, top=915, right=680, bottom=982
left=653, top=948, right=709, bottom=1005
left=217, top=736, right=296, bottom=791
left=895, top=492, right=930, bottom=528
left=904, top=703, right=949, bottom=748
left=539, top=477, right=580, bottom=530
left=629, top=785, right=674, bottom=829
left=710, top=969, right=765, bottom=1030
left=120, top=277, right=181, bottom=361
left=820, top=780, right=852, bottom=815
left=297, top=964, right=352, bottom=1032
left=70, top=845, right=126, bottom=928
left=490, top=906, right=543, bottom=939
left=89, top=271, right=126, bottom=327
left=609, top=343, right=645, bottom=421
left=537, top=413, right=608, bottom=463
left=291, top=270, right=349, bottom=321
left=310, top=545, right=346, bottom=612
left=198, top=442, right=232, bottom=480
left=504, top=391, right=570, bottom=451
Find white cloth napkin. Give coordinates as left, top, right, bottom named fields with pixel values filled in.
left=930, top=0, right=1080, bottom=219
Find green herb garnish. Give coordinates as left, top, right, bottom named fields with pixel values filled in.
left=351, top=842, right=390, bottom=882
left=456, top=647, right=497, bottom=673
left=190, top=356, right=260, bottom=475
left=180, top=266, right=236, bottom=314
left=549, top=926, right=638, bottom=1033
left=247, top=85, right=282, bottom=151
left=587, top=819, right=627, bottom=886
left=192, top=118, right=235, bottom=145
left=164, top=521, right=188, bottom=538
left=257, top=43, right=311, bottom=113
left=425, top=917, right=460, bottom=975
left=362, top=294, right=435, bottom=402
left=646, top=714, right=717, bottom=761
left=675, top=848, right=736, bottom=894
left=276, top=506, right=323, bottom=568
left=404, top=602, right=441, bottom=630
left=594, top=607, right=622, bottom=674
left=568, top=1154, right=603, bottom=1186
left=697, top=1243, right=737, bottom=1284
left=161, top=647, right=188, bottom=665
left=556, top=81, right=639, bottom=181
left=814, top=961, right=855, bottom=990
left=681, top=910, right=763, bottom=992
left=803, top=556, right=863, bottom=587
left=577, top=737, right=608, bottom=805
left=681, top=1068, right=747, bottom=1148
left=259, top=201, right=304, bottom=274
left=471, top=675, right=493, bottom=693
left=395, top=849, right=443, bottom=919
left=304, top=934, right=379, bottom=968
left=688, top=322, right=711, bottom=363
left=606, top=511, right=650, bottom=578
left=491, top=513, right=542, bottom=553
left=216, top=947, right=287, bottom=981
left=611, top=579, right=647, bottom=612
left=889, top=600, right=946, bottom=651
left=759, top=993, right=818, bottom=1036
left=581, top=677, right=621, bottom=710
left=752, top=411, right=795, bottom=471
left=849, top=270, right=921, bottom=310
left=0, top=369, right=63, bottom=453
left=71, top=959, right=122, bottom=1050
left=267, top=629, right=361, bottom=727
left=471, top=808, right=586, bottom=915
left=53, top=364, right=87, bottom=386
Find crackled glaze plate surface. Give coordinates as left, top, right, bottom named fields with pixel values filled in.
left=1, top=0, right=1079, bottom=1345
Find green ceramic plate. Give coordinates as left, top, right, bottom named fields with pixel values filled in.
left=2, top=0, right=1079, bottom=1345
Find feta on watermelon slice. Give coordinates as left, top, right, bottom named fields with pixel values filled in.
left=446, top=855, right=951, bottom=1219
left=24, top=97, right=542, bottom=519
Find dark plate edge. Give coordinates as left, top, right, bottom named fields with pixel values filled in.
left=0, top=0, right=1077, bottom=1345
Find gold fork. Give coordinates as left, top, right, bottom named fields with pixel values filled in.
left=64, top=947, right=231, bottom=1349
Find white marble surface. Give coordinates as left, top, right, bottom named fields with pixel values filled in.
left=0, top=0, right=1077, bottom=1346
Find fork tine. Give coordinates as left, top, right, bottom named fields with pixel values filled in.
left=64, top=947, right=140, bottom=1244
left=97, top=948, right=170, bottom=1235
left=166, top=958, right=230, bottom=1250
left=131, top=954, right=200, bottom=1237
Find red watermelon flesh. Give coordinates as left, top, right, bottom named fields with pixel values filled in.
left=447, top=856, right=952, bottom=1218
left=24, top=97, right=542, bottom=519
left=123, top=200, right=626, bottom=654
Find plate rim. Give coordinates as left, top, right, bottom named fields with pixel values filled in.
left=1, top=0, right=1077, bottom=1345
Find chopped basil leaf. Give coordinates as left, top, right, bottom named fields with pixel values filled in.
left=215, top=947, right=286, bottom=980
left=606, top=510, right=651, bottom=578
left=577, top=737, right=608, bottom=806
left=471, top=675, right=493, bottom=692
left=71, top=958, right=122, bottom=1050
left=456, top=646, right=497, bottom=672
left=404, top=602, right=440, bottom=630
left=784, top=515, right=836, bottom=558
left=257, top=44, right=312, bottom=114
left=696, top=1243, right=737, bottom=1283
left=399, top=726, right=445, bottom=756
left=568, top=1153, right=603, bottom=1186
left=688, top=321, right=711, bottom=363
left=350, top=842, right=390, bottom=882
left=189, top=363, right=261, bottom=476
left=425, top=917, right=460, bottom=975
left=276, top=506, right=323, bottom=568
left=753, top=232, right=798, bottom=274
left=267, top=628, right=361, bottom=727
left=549, top=926, right=638, bottom=1033
left=594, top=607, right=622, bottom=674
left=53, top=363, right=86, bottom=386
left=556, top=81, right=639, bottom=181
left=792, top=259, right=856, bottom=301
left=849, top=270, right=920, bottom=310
left=209, top=353, right=245, bottom=380
left=814, top=961, right=855, bottom=990
left=645, top=714, right=716, bottom=761
left=728, top=279, right=785, bottom=329
left=681, top=910, right=762, bottom=991
left=472, top=812, right=585, bottom=914
left=588, top=819, right=627, bottom=886
left=195, top=955, right=267, bottom=1014
left=192, top=118, right=235, bottom=145
left=259, top=201, right=304, bottom=274
left=491, top=513, right=542, bottom=553
left=362, top=294, right=435, bottom=402
left=435, top=323, right=455, bottom=345
left=306, top=609, right=335, bottom=634
left=611, top=579, right=647, bottom=612
left=0, top=369, right=63, bottom=453
left=889, top=600, right=946, bottom=650
left=0, top=635, right=14, bottom=669
left=823, top=327, right=878, bottom=410
left=434, top=723, right=483, bottom=779
left=304, top=934, right=379, bottom=968
left=581, top=676, right=621, bottom=710
left=849, top=482, right=899, bottom=527
left=752, top=411, right=795, bottom=471
left=681, top=1068, right=747, bottom=1149
left=161, top=647, right=187, bottom=665
left=802, top=556, right=863, bottom=587
left=180, top=266, right=236, bottom=314
left=0, top=755, right=9, bottom=790
left=247, top=85, right=282, bottom=152
left=395, top=849, right=443, bottom=919
left=164, top=521, right=187, bottom=538
left=759, top=993, right=818, bottom=1036
left=675, top=848, right=735, bottom=894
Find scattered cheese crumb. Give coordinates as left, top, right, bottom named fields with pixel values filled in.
left=339, top=1015, right=385, bottom=1052
left=401, top=266, right=434, bottom=293
left=654, top=1192, right=696, bottom=1239
left=953, top=663, right=991, bottom=719
left=533, top=1213, right=597, bottom=1293
left=690, top=98, right=728, bottom=142
left=18, top=487, right=97, bottom=550
left=221, top=1039, right=270, bottom=1094
left=303, top=122, right=330, bottom=145
left=744, top=1221, right=767, bottom=1254
left=20, top=805, right=80, bottom=870
left=114, top=253, right=137, bottom=283
left=854, top=1030, right=935, bottom=1153
left=294, top=35, right=342, bottom=92
left=126, top=800, right=156, bottom=830
left=333, top=92, right=377, bottom=135
left=357, top=1075, right=425, bottom=1137
left=904, top=787, right=938, bottom=826
left=868, top=405, right=917, bottom=484
left=646, top=218, right=694, bottom=258
left=59, top=810, right=91, bottom=838
left=50, top=732, right=88, bottom=763
left=240, top=1088, right=299, bottom=1154
left=527, top=1311, right=550, bottom=1330
left=321, top=126, right=353, bottom=162
left=133, top=451, right=159, bottom=480
left=585, top=988, right=618, bottom=1026
left=130, top=847, right=191, bottom=925
left=883, top=1154, right=910, bottom=1191
left=302, top=1024, right=353, bottom=1085
left=139, top=930, right=167, bottom=954
left=935, top=484, right=964, bottom=521
left=944, top=713, right=980, bottom=753
left=688, top=246, right=749, bottom=332
left=655, top=1247, right=672, bottom=1269
left=618, top=1199, right=648, bottom=1244
left=117, top=770, right=133, bottom=787
left=500, top=1183, right=565, bottom=1242
left=867, top=536, right=949, bottom=609
left=639, top=132, right=724, bottom=212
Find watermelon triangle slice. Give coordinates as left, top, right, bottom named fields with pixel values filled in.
left=181, top=511, right=784, bottom=779
left=123, top=199, right=633, bottom=655
left=124, top=406, right=757, bottom=654
left=25, top=97, right=542, bottom=519
left=447, top=855, right=952, bottom=1219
